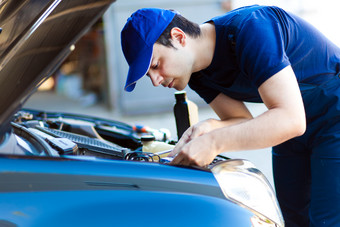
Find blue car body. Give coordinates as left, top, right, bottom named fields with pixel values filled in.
left=0, top=156, right=253, bottom=226
left=0, top=0, right=283, bottom=226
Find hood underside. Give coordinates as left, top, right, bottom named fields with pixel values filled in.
left=0, top=0, right=115, bottom=135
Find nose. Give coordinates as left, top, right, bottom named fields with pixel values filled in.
left=148, top=72, right=163, bottom=87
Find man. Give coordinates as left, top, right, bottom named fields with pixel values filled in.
left=121, top=5, right=340, bottom=227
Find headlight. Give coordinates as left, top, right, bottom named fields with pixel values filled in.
left=211, top=159, right=284, bottom=227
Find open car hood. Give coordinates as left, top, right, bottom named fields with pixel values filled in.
left=0, top=0, right=115, bottom=135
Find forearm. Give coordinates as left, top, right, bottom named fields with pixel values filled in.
left=207, top=116, right=251, bottom=131
left=205, top=107, right=306, bottom=155
left=208, top=66, right=306, bottom=154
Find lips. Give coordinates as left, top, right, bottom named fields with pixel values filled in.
left=168, top=80, right=174, bottom=88
left=161, top=79, right=174, bottom=88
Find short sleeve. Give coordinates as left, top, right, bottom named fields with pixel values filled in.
left=188, top=72, right=220, bottom=104
left=235, top=8, right=291, bottom=87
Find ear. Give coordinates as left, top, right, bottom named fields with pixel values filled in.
left=170, top=27, right=186, bottom=46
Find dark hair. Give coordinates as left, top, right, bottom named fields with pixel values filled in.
left=156, top=13, right=201, bottom=48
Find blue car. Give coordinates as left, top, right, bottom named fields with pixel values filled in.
left=0, top=0, right=284, bottom=226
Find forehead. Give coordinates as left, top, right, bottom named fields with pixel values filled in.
left=152, top=43, right=173, bottom=59
left=152, top=43, right=164, bottom=54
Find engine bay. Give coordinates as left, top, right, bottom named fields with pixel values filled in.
left=5, top=109, right=227, bottom=166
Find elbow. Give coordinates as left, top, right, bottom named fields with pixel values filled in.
left=278, top=109, right=306, bottom=140
left=290, top=115, right=306, bottom=138
left=279, top=118, right=305, bottom=144
left=294, top=120, right=306, bottom=137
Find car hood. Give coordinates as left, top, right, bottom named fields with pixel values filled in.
left=0, top=0, right=115, bottom=136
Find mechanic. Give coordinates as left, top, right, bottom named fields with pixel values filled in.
left=120, top=5, right=340, bottom=227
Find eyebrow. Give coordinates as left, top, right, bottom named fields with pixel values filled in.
left=149, top=57, right=156, bottom=70
left=146, top=56, right=153, bottom=76
left=150, top=56, right=154, bottom=65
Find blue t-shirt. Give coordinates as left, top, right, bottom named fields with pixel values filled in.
left=188, top=5, right=340, bottom=104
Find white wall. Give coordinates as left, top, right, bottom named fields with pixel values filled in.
left=232, top=0, right=340, bottom=47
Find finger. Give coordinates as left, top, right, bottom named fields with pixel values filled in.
left=188, top=125, right=202, bottom=139
left=170, top=151, right=198, bottom=166
left=168, top=143, right=181, bottom=157
left=170, top=153, right=184, bottom=165
left=169, top=129, right=193, bottom=157
left=168, top=150, right=177, bottom=157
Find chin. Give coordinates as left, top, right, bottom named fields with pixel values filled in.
left=174, top=86, right=184, bottom=91
left=173, top=82, right=186, bottom=91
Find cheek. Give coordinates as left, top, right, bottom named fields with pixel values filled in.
left=160, top=60, right=176, bottom=76
left=175, top=54, right=191, bottom=71
left=161, top=53, right=187, bottom=77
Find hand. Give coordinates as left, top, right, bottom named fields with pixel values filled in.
left=170, top=134, right=217, bottom=167
left=168, top=119, right=218, bottom=167
left=168, top=118, right=217, bottom=158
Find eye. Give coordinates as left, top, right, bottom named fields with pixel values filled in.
left=152, top=62, right=159, bottom=69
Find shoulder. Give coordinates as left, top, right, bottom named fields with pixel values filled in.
left=208, top=5, right=290, bottom=36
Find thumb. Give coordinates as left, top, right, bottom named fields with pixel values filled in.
left=168, top=128, right=193, bottom=157
left=168, top=144, right=180, bottom=157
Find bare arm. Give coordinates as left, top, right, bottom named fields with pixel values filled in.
left=170, top=65, right=306, bottom=166
left=169, top=87, right=253, bottom=156
left=168, top=93, right=252, bottom=158
left=209, top=89, right=253, bottom=126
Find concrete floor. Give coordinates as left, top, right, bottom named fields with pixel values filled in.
left=24, top=91, right=274, bottom=187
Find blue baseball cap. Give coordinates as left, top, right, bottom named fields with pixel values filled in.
left=121, top=8, right=176, bottom=92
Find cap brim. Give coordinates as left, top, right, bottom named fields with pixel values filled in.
left=124, top=46, right=153, bottom=92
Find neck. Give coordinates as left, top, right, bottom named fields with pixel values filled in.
left=192, top=22, right=216, bottom=72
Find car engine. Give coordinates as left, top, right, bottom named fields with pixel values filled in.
left=7, top=108, right=227, bottom=166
